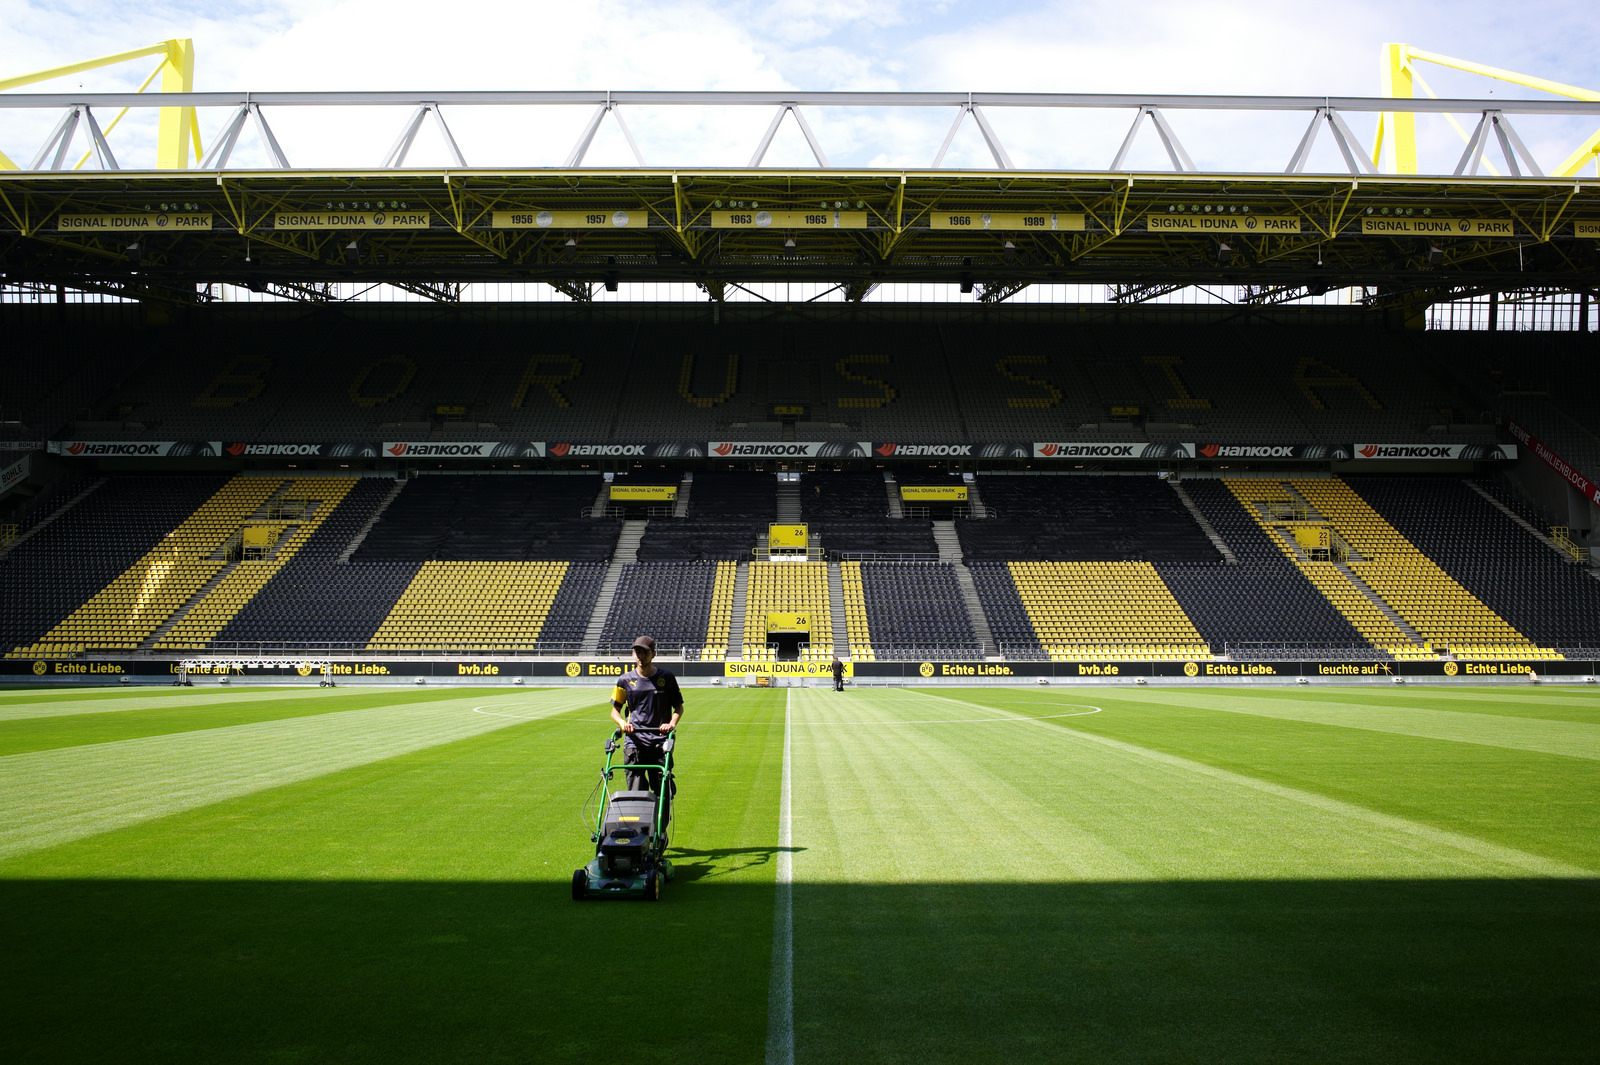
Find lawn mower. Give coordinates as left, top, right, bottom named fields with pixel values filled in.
left=572, top=727, right=676, bottom=901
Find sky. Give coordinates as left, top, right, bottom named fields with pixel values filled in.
left=3, top=0, right=1598, bottom=174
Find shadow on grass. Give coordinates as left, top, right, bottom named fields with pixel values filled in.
left=665, top=843, right=803, bottom=883
left=1, top=877, right=1595, bottom=1064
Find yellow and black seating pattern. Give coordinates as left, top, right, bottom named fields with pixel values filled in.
left=742, top=561, right=833, bottom=661
left=841, top=561, right=875, bottom=661
left=366, top=560, right=570, bottom=652
left=11, top=476, right=284, bottom=659
left=1223, top=477, right=1432, bottom=661
left=1007, top=560, right=1210, bottom=661
left=1289, top=478, right=1559, bottom=661
left=701, top=561, right=737, bottom=660
left=157, top=478, right=358, bottom=650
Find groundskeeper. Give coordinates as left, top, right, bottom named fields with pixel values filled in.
left=608, top=635, right=683, bottom=831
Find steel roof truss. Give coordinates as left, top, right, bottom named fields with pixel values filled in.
left=1450, top=111, right=1544, bottom=177
left=749, top=104, right=829, bottom=168
left=382, top=103, right=467, bottom=168
left=1111, top=107, right=1195, bottom=172
left=930, top=101, right=1014, bottom=169
left=29, top=106, right=81, bottom=171
left=566, top=96, right=645, bottom=167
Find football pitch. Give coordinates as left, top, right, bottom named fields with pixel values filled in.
left=2, top=683, right=1598, bottom=1064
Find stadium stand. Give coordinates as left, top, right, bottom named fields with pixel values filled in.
left=598, top=562, right=721, bottom=655
left=367, top=560, right=573, bottom=652
left=1348, top=476, right=1600, bottom=655
left=8, top=475, right=278, bottom=658
left=857, top=562, right=981, bottom=659
left=743, top=561, right=833, bottom=661
left=1290, top=478, right=1558, bottom=660
left=354, top=474, right=616, bottom=562
left=1156, top=479, right=1373, bottom=659
left=18, top=314, right=1576, bottom=448
left=959, top=476, right=1220, bottom=563
left=216, top=479, right=420, bottom=651
left=1006, top=560, right=1210, bottom=661
left=157, top=477, right=358, bottom=650
left=1220, top=477, right=1429, bottom=660
left=3, top=475, right=228, bottom=656
left=636, top=471, right=774, bottom=562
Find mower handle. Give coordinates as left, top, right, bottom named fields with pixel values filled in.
left=607, top=727, right=677, bottom=751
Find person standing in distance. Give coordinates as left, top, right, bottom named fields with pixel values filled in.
left=609, top=636, right=683, bottom=829
left=831, top=655, right=845, bottom=692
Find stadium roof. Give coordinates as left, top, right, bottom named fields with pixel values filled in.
left=2, top=89, right=1597, bottom=304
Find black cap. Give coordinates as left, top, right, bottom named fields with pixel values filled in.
left=632, top=635, right=656, bottom=653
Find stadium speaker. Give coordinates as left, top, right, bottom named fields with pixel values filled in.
left=1216, top=242, right=1233, bottom=265
left=960, top=277, right=974, bottom=294
left=125, top=241, right=141, bottom=265
left=1427, top=243, right=1444, bottom=265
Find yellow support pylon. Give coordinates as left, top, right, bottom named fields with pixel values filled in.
left=1374, top=42, right=1600, bottom=177
left=0, top=38, right=199, bottom=170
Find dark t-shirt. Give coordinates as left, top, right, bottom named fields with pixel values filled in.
left=611, top=668, right=684, bottom=738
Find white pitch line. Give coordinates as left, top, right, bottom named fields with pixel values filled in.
left=765, top=686, right=795, bottom=1065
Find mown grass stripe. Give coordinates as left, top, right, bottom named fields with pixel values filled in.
left=0, top=689, right=595, bottom=861
left=0, top=687, right=305, bottom=720
left=1142, top=688, right=1600, bottom=761
left=0, top=688, right=509, bottom=757
left=903, top=687, right=1592, bottom=878
left=764, top=686, right=794, bottom=1065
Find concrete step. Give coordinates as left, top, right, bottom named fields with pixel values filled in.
left=952, top=562, right=996, bottom=657
left=1169, top=479, right=1236, bottom=563
left=338, top=478, right=407, bottom=563
left=728, top=561, right=750, bottom=655
left=827, top=560, right=849, bottom=657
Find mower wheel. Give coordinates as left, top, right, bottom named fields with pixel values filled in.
left=644, top=871, right=662, bottom=902
left=571, top=869, right=588, bottom=901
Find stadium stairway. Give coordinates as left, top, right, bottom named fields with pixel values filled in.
left=727, top=562, right=749, bottom=655
left=11, top=475, right=283, bottom=658
left=951, top=565, right=997, bottom=657
left=828, top=562, right=850, bottom=657
left=1169, top=480, right=1237, bottom=564
left=336, top=478, right=406, bottom=563
left=1464, top=480, right=1583, bottom=561
left=883, top=471, right=904, bottom=518
left=1290, top=478, right=1559, bottom=660
left=0, top=477, right=105, bottom=562
left=673, top=472, right=692, bottom=518
left=964, top=479, right=989, bottom=519
left=776, top=481, right=801, bottom=522
left=154, top=478, right=358, bottom=651
left=581, top=519, right=646, bottom=652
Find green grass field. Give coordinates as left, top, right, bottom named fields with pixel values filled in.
left=2, top=682, right=1598, bottom=1064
